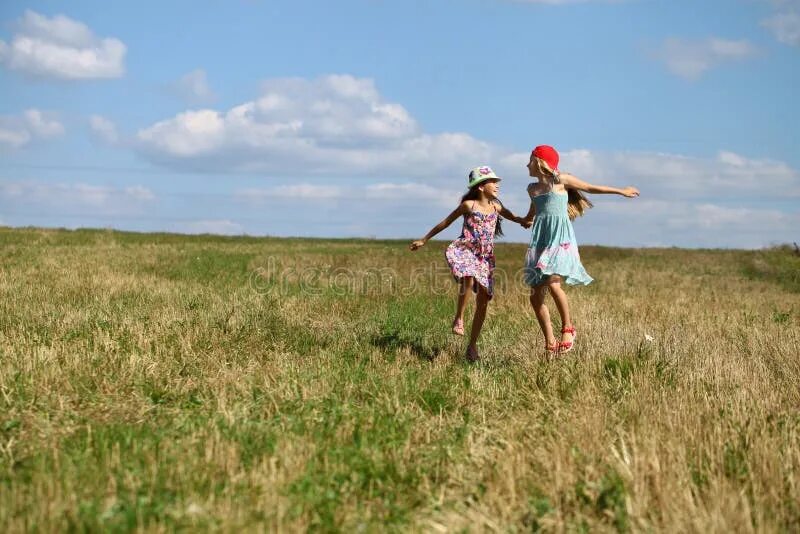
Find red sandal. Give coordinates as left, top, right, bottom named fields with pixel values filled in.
left=545, top=341, right=560, bottom=355
left=560, top=326, right=577, bottom=353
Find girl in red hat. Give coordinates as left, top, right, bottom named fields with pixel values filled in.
left=522, top=145, right=639, bottom=354
left=410, top=166, right=528, bottom=362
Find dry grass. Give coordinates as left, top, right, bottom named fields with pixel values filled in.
left=1, top=227, right=798, bottom=532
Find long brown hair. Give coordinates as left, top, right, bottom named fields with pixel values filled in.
left=535, top=158, right=593, bottom=220
left=460, top=185, right=504, bottom=237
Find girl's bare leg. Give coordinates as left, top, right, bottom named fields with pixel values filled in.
left=530, top=285, right=557, bottom=347
left=547, top=276, right=573, bottom=344
left=466, top=284, right=490, bottom=350
left=455, top=277, right=474, bottom=323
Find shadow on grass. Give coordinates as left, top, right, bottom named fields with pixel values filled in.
left=370, top=331, right=446, bottom=362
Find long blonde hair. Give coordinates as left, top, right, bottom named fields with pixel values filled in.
left=535, top=158, right=593, bottom=220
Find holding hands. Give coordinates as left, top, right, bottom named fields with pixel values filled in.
left=504, top=212, right=533, bottom=230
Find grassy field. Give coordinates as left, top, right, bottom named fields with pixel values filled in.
left=1, top=227, right=799, bottom=532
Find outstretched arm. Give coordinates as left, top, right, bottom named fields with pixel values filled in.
left=409, top=202, right=469, bottom=250
left=560, top=173, right=639, bottom=197
left=494, top=200, right=528, bottom=227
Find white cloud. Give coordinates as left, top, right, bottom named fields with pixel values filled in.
left=717, top=151, right=747, bottom=167
left=586, top=198, right=800, bottom=248
left=533, top=148, right=800, bottom=201
left=170, top=69, right=216, bottom=105
left=0, top=126, right=31, bottom=148
left=4, top=65, right=788, bottom=248
left=236, top=182, right=461, bottom=208
left=24, top=109, right=64, bottom=137
left=655, top=38, right=757, bottom=79
left=3, top=146, right=794, bottom=247
left=89, top=114, right=119, bottom=144
left=135, top=73, right=794, bottom=202
left=525, top=146, right=800, bottom=246
left=132, top=68, right=798, bottom=248
left=173, top=219, right=244, bottom=235
left=123, top=185, right=155, bottom=201
left=364, top=183, right=460, bottom=208
left=0, top=109, right=64, bottom=149
left=136, top=74, right=494, bottom=177
left=667, top=203, right=795, bottom=231
left=0, top=181, right=155, bottom=215
left=762, top=10, right=800, bottom=46
left=227, top=168, right=798, bottom=248
left=237, top=184, right=344, bottom=202
left=491, top=147, right=799, bottom=247
left=0, top=10, right=126, bottom=79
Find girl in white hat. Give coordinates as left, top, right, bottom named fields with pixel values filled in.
left=410, top=166, right=528, bottom=362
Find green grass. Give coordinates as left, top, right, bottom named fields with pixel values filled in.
left=1, top=227, right=799, bottom=532
left=742, top=244, right=800, bottom=293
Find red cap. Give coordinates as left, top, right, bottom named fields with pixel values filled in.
left=531, top=145, right=559, bottom=171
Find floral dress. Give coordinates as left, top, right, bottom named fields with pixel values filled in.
left=445, top=202, right=497, bottom=298
left=523, top=189, right=593, bottom=287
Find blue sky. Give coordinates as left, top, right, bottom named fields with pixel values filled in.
left=1, top=0, right=798, bottom=247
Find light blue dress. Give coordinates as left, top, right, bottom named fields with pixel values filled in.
left=523, top=189, right=594, bottom=287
